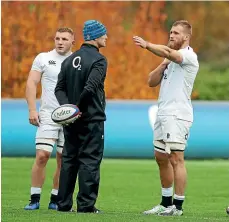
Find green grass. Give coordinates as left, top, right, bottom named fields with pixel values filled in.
left=1, top=158, right=229, bottom=221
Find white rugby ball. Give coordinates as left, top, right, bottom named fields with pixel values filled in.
left=51, top=104, right=80, bottom=125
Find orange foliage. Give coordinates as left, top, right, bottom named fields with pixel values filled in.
left=2, top=1, right=168, bottom=99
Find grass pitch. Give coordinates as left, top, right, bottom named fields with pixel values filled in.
left=1, top=158, right=229, bottom=222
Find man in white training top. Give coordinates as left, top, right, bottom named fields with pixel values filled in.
left=133, top=20, right=199, bottom=216
left=24, top=27, right=75, bottom=210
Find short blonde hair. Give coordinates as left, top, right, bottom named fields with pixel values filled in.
left=56, top=27, right=74, bottom=37
left=172, top=20, right=192, bottom=36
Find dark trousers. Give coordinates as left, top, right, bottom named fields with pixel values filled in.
left=57, top=121, right=104, bottom=212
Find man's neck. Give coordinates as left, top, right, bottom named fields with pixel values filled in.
left=180, top=42, right=189, bottom=49
left=84, top=41, right=99, bottom=49
left=55, top=49, right=72, bottom=56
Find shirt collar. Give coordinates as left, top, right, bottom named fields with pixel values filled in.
left=81, top=43, right=99, bottom=51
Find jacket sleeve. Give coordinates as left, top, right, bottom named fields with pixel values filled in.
left=55, top=63, right=69, bottom=105
left=78, top=57, right=107, bottom=110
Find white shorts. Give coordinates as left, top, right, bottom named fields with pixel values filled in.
left=36, top=123, right=64, bottom=153
left=153, top=115, right=192, bottom=152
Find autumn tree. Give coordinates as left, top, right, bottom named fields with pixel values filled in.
left=2, top=2, right=170, bottom=99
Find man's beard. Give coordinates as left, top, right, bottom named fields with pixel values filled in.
left=167, top=40, right=184, bottom=50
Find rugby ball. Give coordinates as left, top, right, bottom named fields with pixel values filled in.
left=51, top=104, right=80, bottom=125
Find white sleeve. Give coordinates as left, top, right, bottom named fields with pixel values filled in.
left=179, top=48, right=199, bottom=75
left=31, top=53, right=45, bottom=73
left=179, top=48, right=198, bottom=67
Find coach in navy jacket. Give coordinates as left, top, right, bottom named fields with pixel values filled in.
left=55, top=20, right=108, bottom=213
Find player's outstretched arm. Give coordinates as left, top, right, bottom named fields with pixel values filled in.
left=133, top=36, right=183, bottom=64
left=25, top=70, right=41, bottom=126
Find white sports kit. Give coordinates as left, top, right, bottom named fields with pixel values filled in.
left=154, top=46, right=199, bottom=153
left=31, top=49, right=70, bottom=153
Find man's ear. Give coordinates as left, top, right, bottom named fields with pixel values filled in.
left=185, top=34, right=190, bottom=41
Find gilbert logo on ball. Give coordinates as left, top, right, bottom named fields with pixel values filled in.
left=53, top=109, right=71, bottom=119
left=51, top=104, right=80, bottom=125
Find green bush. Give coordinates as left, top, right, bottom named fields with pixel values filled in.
left=193, top=63, right=229, bottom=100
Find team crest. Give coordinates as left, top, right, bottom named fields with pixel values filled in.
left=48, top=60, right=56, bottom=65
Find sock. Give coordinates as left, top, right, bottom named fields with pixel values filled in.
left=160, top=187, right=173, bottom=207
left=51, top=189, right=58, bottom=195
left=50, top=189, right=58, bottom=203
left=31, top=187, right=41, bottom=195
left=173, top=194, right=185, bottom=210
left=30, top=187, right=41, bottom=203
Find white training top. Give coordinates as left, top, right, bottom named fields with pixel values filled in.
left=31, top=49, right=71, bottom=124
left=157, top=46, right=199, bottom=122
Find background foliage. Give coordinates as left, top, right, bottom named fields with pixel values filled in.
left=2, top=1, right=229, bottom=100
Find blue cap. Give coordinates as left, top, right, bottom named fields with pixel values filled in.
left=83, top=20, right=107, bottom=41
